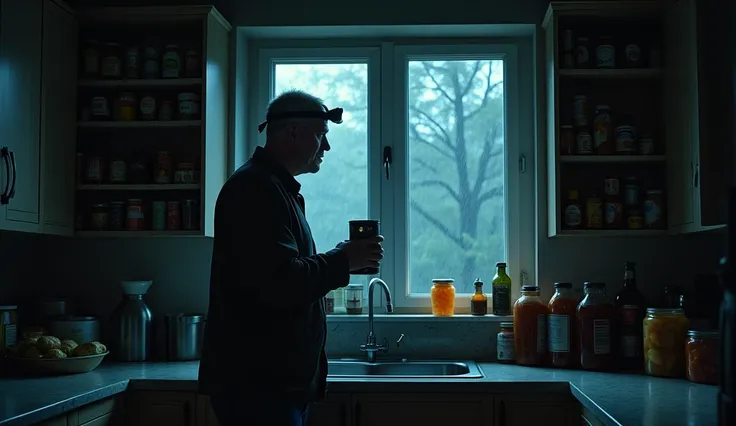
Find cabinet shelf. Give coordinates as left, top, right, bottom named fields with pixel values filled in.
left=559, top=155, right=665, bottom=164
left=558, top=68, right=663, bottom=79
left=77, top=120, right=201, bottom=129
left=75, top=230, right=202, bottom=238
left=78, top=78, right=202, bottom=88
left=77, top=184, right=200, bottom=191
left=557, top=229, right=668, bottom=237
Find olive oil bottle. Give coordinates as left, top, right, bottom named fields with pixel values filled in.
left=492, top=262, right=512, bottom=315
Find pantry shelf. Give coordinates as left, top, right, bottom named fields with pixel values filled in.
left=558, top=68, right=663, bottom=79
left=559, top=155, right=666, bottom=164
left=77, top=184, right=201, bottom=191
left=78, top=78, right=203, bottom=88
left=75, top=230, right=202, bottom=238
left=77, top=120, right=201, bottom=129
left=557, top=229, right=668, bottom=237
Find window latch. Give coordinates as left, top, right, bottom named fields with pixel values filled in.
left=383, top=146, right=392, bottom=180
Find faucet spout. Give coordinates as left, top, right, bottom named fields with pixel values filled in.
left=360, top=278, right=394, bottom=362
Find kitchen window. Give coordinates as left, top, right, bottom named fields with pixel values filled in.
left=253, top=41, right=534, bottom=312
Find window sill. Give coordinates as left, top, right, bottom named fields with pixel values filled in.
left=326, top=313, right=513, bottom=323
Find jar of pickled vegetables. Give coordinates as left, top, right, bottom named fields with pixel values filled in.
left=430, top=279, right=455, bottom=316
left=643, top=308, right=689, bottom=378
left=686, top=330, right=719, bottom=385
left=513, top=285, right=548, bottom=366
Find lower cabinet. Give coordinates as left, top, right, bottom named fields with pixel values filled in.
left=352, top=393, right=494, bottom=426
left=36, top=395, right=124, bottom=426
left=125, top=391, right=196, bottom=426
left=494, top=394, right=580, bottom=426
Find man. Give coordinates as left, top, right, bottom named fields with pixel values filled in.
left=198, top=90, right=383, bottom=426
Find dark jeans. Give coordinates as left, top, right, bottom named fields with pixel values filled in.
left=209, top=392, right=310, bottom=426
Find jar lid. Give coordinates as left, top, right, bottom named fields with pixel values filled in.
left=560, top=124, right=573, bottom=129
left=646, top=308, right=684, bottom=315
left=554, top=282, right=572, bottom=289
left=500, top=322, right=513, bottom=328
left=432, top=279, right=454, bottom=284
left=521, top=285, right=539, bottom=292
left=688, top=330, right=719, bottom=339
left=583, top=282, right=605, bottom=288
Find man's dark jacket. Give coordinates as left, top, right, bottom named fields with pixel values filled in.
left=198, top=146, right=349, bottom=403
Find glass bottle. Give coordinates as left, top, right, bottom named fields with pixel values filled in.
left=470, top=279, right=488, bottom=316
left=615, top=261, right=647, bottom=371
left=430, top=279, right=455, bottom=317
left=577, top=282, right=616, bottom=370
left=513, top=285, right=548, bottom=366
left=548, top=282, right=579, bottom=368
left=492, top=263, right=512, bottom=315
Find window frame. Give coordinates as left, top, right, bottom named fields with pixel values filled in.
left=250, top=39, right=535, bottom=313
left=390, top=43, right=523, bottom=309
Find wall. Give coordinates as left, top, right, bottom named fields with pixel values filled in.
left=0, top=0, right=726, bottom=360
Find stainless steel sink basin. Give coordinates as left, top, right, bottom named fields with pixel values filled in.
left=327, top=360, right=484, bottom=379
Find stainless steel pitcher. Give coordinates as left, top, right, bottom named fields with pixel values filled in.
left=110, top=280, right=153, bottom=361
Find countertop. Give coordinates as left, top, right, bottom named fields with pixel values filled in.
left=0, top=361, right=719, bottom=426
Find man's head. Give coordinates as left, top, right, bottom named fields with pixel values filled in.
left=261, top=90, right=336, bottom=176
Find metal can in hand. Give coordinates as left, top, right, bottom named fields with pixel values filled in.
left=349, top=220, right=380, bottom=275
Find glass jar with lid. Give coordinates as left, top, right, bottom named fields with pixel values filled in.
left=643, top=308, right=689, bottom=377
left=345, top=284, right=363, bottom=314
left=430, top=279, right=455, bottom=316
left=548, top=282, right=579, bottom=368
left=161, top=45, right=181, bottom=78
left=686, top=330, right=719, bottom=385
left=513, top=285, right=548, bottom=366
left=497, top=321, right=515, bottom=364
left=577, top=282, right=615, bottom=370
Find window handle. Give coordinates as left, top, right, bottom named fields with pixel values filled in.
left=383, top=146, right=392, bottom=180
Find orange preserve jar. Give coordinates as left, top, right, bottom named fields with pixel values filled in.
left=686, top=330, right=719, bottom=385
left=513, top=285, right=548, bottom=366
left=548, top=282, right=579, bottom=368
left=430, top=279, right=455, bottom=316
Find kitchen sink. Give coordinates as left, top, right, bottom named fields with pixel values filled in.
left=327, top=360, right=484, bottom=379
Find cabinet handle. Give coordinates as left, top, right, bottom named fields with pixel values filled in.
left=383, top=146, right=392, bottom=180
left=499, top=400, right=506, bottom=426
left=8, top=150, right=16, bottom=200
left=0, top=147, right=10, bottom=205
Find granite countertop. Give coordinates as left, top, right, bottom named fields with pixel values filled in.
left=0, top=361, right=718, bottom=426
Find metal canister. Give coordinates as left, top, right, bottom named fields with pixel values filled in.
left=182, top=199, right=198, bottom=230
left=165, top=314, right=206, bottom=361
left=167, top=201, right=181, bottom=230
left=152, top=201, right=166, bottom=231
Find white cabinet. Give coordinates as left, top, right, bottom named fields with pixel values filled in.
left=664, top=0, right=734, bottom=233
left=0, top=0, right=76, bottom=235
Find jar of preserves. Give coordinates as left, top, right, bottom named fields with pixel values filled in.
left=161, top=45, right=181, bottom=78
left=577, top=282, right=615, bottom=370
left=563, top=189, right=582, bottom=229
left=177, top=92, right=201, bottom=120
left=585, top=191, right=603, bottom=229
left=643, top=308, right=689, bottom=378
left=126, top=199, right=145, bottom=231
left=615, top=125, right=637, bottom=154
left=513, top=285, right=548, bottom=366
left=90, top=203, right=109, bottom=231
left=139, top=94, right=157, bottom=120
left=100, top=42, right=122, bottom=79
left=686, top=330, right=718, bottom=385
left=114, top=93, right=137, bottom=121
left=548, top=282, right=578, bottom=368
left=497, top=321, right=515, bottom=364
left=592, top=105, right=614, bottom=155
left=643, top=190, right=665, bottom=229
left=595, top=36, right=615, bottom=68
left=430, top=279, right=455, bottom=316
left=576, top=130, right=593, bottom=155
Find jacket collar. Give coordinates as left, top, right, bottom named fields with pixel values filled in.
left=251, top=146, right=301, bottom=194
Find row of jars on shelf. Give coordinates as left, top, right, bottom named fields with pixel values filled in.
left=563, top=177, right=666, bottom=230
left=560, top=30, right=661, bottom=70
left=79, top=152, right=199, bottom=185
left=562, top=98, right=657, bottom=156
left=81, top=91, right=201, bottom=122
left=82, top=41, right=201, bottom=80
left=83, top=198, right=199, bottom=232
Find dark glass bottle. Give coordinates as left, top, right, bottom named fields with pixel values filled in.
left=615, top=261, right=647, bottom=371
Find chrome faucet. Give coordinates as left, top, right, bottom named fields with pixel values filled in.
left=360, top=278, right=393, bottom=362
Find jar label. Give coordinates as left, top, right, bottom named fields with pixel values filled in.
left=492, top=286, right=510, bottom=314
left=576, top=133, right=593, bottom=154
left=643, top=200, right=661, bottom=226
left=564, top=205, right=581, bottom=227
left=625, top=44, right=641, bottom=63
left=101, top=56, right=121, bottom=77
left=140, top=97, right=156, bottom=115
left=497, top=334, right=515, bottom=361
left=592, top=319, right=611, bottom=355
left=596, top=45, right=615, bottom=68
left=90, top=97, right=108, bottom=116
left=604, top=202, right=621, bottom=225
left=548, top=314, right=570, bottom=352
left=537, top=314, right=547, bottom=353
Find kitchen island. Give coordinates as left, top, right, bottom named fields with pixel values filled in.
left=0, top=361, right=718, bottom=426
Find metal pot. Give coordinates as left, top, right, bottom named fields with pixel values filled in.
left=165, top=314, right=206, bottom=361
left=47, top=315, right=100, bottom=344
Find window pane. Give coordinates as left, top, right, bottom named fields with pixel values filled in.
left=407, top=59, right=506, bottom=295
left=272, top=63, right=369, bottom=256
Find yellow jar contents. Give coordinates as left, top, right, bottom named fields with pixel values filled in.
left=643, top=308, right=689, bottom=378
left=430, top=279, right=456, bottom=316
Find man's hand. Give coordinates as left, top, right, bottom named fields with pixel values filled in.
left=336, top=235, right=384, bottom=272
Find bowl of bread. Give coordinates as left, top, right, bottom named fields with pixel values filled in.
left=6, top=335, right=109, bottom=375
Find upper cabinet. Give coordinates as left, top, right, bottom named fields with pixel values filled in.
left=542, top=1, right=734, bottom=237
left=0, top=0, right=76, bottom=235
left=72, top=6, right=231, bottom=238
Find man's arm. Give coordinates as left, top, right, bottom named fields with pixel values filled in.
left=220, top=177, right=349, bottom=306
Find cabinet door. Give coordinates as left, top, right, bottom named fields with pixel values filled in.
left=664, top=0, right=698, bottom=231
left=196, top=395, right=219, bottom=426
left=307, top=393, right=349, bottom=426
left=126, top=391, right=195, bottom=426
left=39, top=0, right=76, bottom=235
left=496, top=394, right=579, bottom=426
left=0, top=0, right=42, bottom=228
left=353, top=393, right=493, bottom=426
